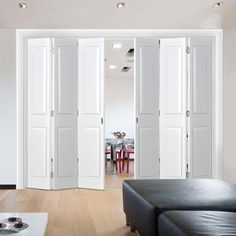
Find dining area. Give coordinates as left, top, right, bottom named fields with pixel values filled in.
left=105, top=132, right=134, bottom=188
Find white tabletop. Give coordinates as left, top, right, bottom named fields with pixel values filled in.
left=0, top=213, right=48, bottom=236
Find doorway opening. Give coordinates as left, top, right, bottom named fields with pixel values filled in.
left=104, top=39, right=135, bottom=189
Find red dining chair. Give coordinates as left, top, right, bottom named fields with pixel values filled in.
left=123, top=147, right=134, bottom=173
left=115, top=148, right=124, bottom=173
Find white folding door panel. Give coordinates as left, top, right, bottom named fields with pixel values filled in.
left=189, top=38, right=212, bottom=178
left=160, top=38, right=187, bottom=179
left=27, top=39, right=51, bottom=189
left=78, top=39, right=104, bottom=189
left=53, top=39, right=78, bottom=189
left=135, top=38, right=160, bottom=179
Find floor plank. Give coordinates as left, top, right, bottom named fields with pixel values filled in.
left=0, top=188, right=135, bottom=236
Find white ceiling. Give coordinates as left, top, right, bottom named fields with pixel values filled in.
left=105, top=39, right=134, bottom=79
left=0, top=0, right=236, bottom=29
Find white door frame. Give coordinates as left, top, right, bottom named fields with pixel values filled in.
left=16, top=29, right=223, bottom=189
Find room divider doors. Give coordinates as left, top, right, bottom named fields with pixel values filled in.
left=189, top=37, right=212, bottom=179
left=27, top=38, right=78, bottom=190
left=78, top=39, right=105, bottom=190
left=135, top=38, right=160, bottom=179
left=52, top=39, right=78, bottom=189
left=159, top=37, right=213, bottom=179
left=27, top=38, right=52, bottom=189
left=159, top=38, right=187, bottom=179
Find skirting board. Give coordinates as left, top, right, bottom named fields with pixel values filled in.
left=0, top=185, right=16, bottom=189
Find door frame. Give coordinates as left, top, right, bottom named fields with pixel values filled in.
left=16, top=29, right=223, bottom=189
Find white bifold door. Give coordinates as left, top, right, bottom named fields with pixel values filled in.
left=78, top=39, right=105, bottom=190
left=159, top=37, right=213, bottom=179
left=135, top=38, right=160, bottom=179
left=27, top=38, right=78, bottom=190
left=159, top=38, right=187, bottom=179
left=188, top=38, right=212, bottom=179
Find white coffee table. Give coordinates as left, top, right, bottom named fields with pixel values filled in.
left=0, top=213, right=48, bottom=236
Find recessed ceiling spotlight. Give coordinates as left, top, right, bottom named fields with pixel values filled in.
left=213, top=2, right=224, bottom=8
left=109, top=65, right=116, bottom=69
left=113, top=43, right=122, bottom=49
left=19, top=2, right=27, bottom=8
left=117, top=2, right=125, bottom=8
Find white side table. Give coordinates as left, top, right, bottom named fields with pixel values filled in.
left=0, top=213, right=48, bottom=236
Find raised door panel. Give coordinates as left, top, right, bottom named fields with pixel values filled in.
left=79, top=128, right=100, bottom=177
left=192, top=46, right=211, bottom=114
left=162, top=127, right=183, bottom=178
left=138, top=47, right=158, bottom=114
left=57, top=46, right=76, bottom=114
left=28, top=45, right=48, bottom=114
left=80, top=46, right=101, bottom=114
left=192, top=127, right=211, bottom=178
left=138, top=127, right=158, bottom=177
left=162, top=46, right=183, bottom=114
left=28, top=128, right=47, bottom=177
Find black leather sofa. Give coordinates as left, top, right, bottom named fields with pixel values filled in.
left=123, top=179, right=236, bottom=236
left=159, top=211, right=236, bottom=236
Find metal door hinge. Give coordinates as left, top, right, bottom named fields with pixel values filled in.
left=101, top=117, right=103, bottom=124
left=186, top=110, right=190, bottom=117
left=186, top=133, right=189, bottom=139
left=136, top=117, right=138, bottom=123
left=186, top=164, right=190, bottom=178
left=186, top=46, right=190, bottom=54
left=50, top=171, right=54, bottom=179
left=50, top=110, right=54, bottom=117
left=158, top=40, right=160, bottom=48
left=77, top=110, right=79, bottom=116
left=158, top=110, right=160, bottom=116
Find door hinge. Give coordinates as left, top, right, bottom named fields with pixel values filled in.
left=158, top=110, right=160, bottom=116
left=186, top=46, right=190, bottom=54
left=77, top=110, right=79, bottom=116
left=158, top=40, right=160, bottom=48
left=186, top=110, right=190, bottom=117
left=50, top=110, right=54, bottom=117
left=50, top=171, right=54, bottom=179
left=186, top=133, right=189, bottom=139
left=101, top=117, right=103, bottom=124
left=136, top=117, right=138, bottom=123
left=77, top=158, right=79, bottom=162
left=186, top=164, right=190, bottom=178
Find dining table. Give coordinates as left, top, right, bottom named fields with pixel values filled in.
left=105, top=138, right=134, bottom=174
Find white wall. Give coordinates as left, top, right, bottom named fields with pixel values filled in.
left=223, top=30, right=236, bottom=183
left=105, top=77, right=134, bottom=139
left=0, top=29, right=16, bottom=184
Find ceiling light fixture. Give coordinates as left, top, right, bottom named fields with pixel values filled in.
left=113, top=43, right=122, bottom=49
left=19, top=2, right=27, bottom=8
left=109, top=65, right=117, bottom=69
left=213, top=2, right=224, bottom=8
left=117, top=2, right=125, bottom=8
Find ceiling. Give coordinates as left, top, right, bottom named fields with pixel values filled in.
left=105, top=39, right=134, bottom=79
left=0, top=0, right=236, bottom=29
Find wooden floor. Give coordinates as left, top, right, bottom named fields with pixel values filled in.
left=105, top=161, right=134, bottom=189
left=0, top=188, right=135, bottom=236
